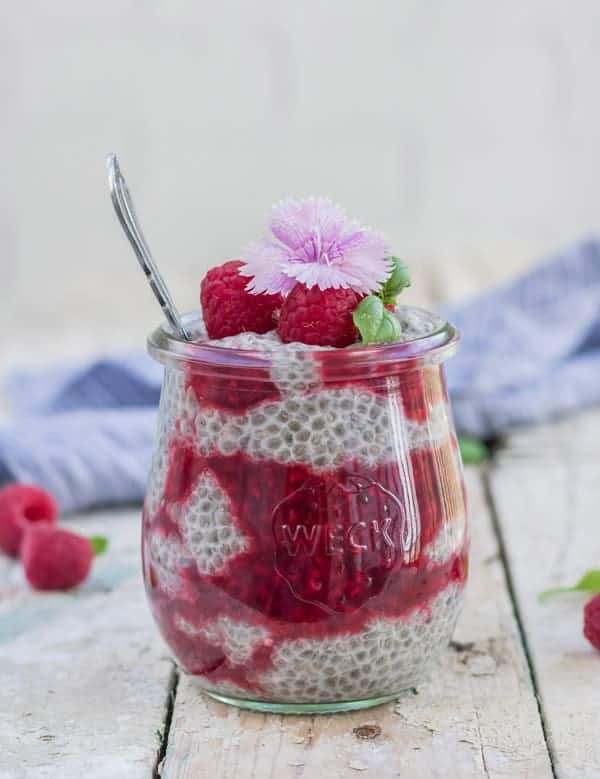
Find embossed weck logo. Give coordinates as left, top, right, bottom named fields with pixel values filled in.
left=272, top=474, right=419, bottom=613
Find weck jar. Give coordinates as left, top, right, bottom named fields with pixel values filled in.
left=142, top=307, right=468, bottom=713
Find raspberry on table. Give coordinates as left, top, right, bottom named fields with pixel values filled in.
left=21, top=523, right=100, bottom=591
left=0, top=484, right=57, bottom=557
left=277, top=283, right=363, bottom=348
left=200, top=260, right=282, bottom=339
left=584, top=593, right=600, bottom=651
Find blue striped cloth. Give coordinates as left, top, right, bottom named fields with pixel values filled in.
left=2, top=239, right=600, bottom=513
left=445, top=238, right=600, bottom=437
left=0, top=357, right=162, bottom=512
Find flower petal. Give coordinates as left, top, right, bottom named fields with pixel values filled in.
left=269, top=199, right=308, bottom=250
left=241, top=241, right=296, bottom=295
left=282, top=260, right=353, bottom=290
left=242, top=197, right=393, bottom=296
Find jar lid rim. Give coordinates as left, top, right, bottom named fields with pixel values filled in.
left=147, top=308, right=459, bottom=371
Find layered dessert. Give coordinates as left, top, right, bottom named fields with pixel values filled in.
left=142, top=199, right=468, bottom=709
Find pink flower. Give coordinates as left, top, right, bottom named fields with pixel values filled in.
left=241, top=198, right=390, bottom=296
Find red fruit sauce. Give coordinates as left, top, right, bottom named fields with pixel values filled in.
left=143, top=357, right=468, bottom=697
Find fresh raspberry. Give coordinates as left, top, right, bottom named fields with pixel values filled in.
left=200, top=260, right=282, bottom=339
left=0, top=484, right=57, bottom=557
left=21, top=523, right=104, bottom=590
left=277, top=283, right=362, bottom=347
left=584, top=593, right=600, bottom=651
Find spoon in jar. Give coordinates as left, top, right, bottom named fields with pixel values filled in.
left=106, top=153, right=191, bottom=341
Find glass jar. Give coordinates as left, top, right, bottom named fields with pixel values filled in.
left=143, top=307, right=468, bottom=713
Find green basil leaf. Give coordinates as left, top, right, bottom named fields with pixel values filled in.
left=539, top=569, right=600, bottom=602
left=576, top=570, right=600, bottom=591
left=90, top=536, right=109, bottom=556
left=374, top=308, right=402, bottom=343
left=458, top=436, right=489, bottom=465
left=381, top=257, right=411, bottom=304
left=353, top=295, right=384, bottom=344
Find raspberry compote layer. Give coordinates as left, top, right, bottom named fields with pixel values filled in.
left=143, top=307, right=468, bottom=706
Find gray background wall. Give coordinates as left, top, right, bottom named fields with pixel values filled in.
left=2, top=1, right=600, bottom=362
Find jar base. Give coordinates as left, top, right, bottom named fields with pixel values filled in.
left=203, top=689, right=402, bottom=714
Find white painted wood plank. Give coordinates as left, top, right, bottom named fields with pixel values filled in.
left=0, top=509, right=173, bottom=779
left=160, top=469, right=552, bottom=779
left=490, top=421, right=600, bottom=779
left=497, top=406, right=600, bottom=463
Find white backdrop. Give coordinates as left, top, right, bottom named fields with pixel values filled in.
left=2, top=1, right=600, bottom=359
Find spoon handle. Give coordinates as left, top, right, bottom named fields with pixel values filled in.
left=107, top=154, right=191, bottom=341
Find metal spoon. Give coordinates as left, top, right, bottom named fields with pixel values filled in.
left=107, top=153, right=191, bottom=341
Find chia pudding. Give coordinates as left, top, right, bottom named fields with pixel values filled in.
left=142, top=305, right=468, bottom=710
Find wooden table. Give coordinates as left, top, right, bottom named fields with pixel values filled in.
left=2, top=407, right=599, bottom=779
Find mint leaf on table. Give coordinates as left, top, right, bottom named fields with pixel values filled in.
left=539, top=569, right=600, bottom=602
left=379, top=257, right=411, bottom=306
left=353, top=295, right=401, bottom=344
left=89, top=536, right=109, bottom=556
left=458, top=436, right=489, bottom=465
